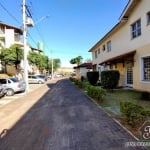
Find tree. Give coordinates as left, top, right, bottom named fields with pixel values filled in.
left=49, top=58, right=61, bottom=72
left=70, top=56, right=83, bottom=65
left=0, top=44, right=23, bottom=70
left=27, top=51, right=38, bottom=66
left=28, top=51, right=61, bottom=73
left=28, top=51, right=49, bottom=72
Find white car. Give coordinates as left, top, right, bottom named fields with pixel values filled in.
left=0, top=77, right=26, bottom=96
left=28, top=75, right=45, bottom=84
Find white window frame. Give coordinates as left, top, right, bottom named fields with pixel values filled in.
left=106, top=40, right=111, bottom=52
left=140, top=55, right=150, bottom=82
left=131, top=19, right=141, bottom=39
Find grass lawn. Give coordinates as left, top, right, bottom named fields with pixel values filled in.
left=99, top=89, right=150, bottom=139
left=101, top=89, right=150, bottom=109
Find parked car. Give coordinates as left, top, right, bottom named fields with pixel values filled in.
left=0, top=84, right=6, bottom=98
left=54, top=74, right=64, bottom=78
left=46, top=74, right=51, bottom=80
left=36, top=75, right=48, bottom=81
left=0, top=78, right=26, bottom=96
left=28, top=75, right=45, bottom=84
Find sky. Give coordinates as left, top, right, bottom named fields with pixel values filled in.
left=0, top=0, right=128, bottom=68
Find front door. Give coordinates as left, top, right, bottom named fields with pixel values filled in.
left=126, top=66, right=133, bottom=87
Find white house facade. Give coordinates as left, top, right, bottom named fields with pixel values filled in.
left=0, top=22, right=23, bottom=48
left=74, top=63, right=93, bottom=80
left=89, top=0, right=150, bottom=92
left=0, top=22, right=43, bottom=75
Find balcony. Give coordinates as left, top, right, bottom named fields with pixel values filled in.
left=14, top=34, right=23, bottom=46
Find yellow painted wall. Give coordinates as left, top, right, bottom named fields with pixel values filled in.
left=133, top=44, right=150, bottom=92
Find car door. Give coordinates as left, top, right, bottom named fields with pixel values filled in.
left=32, top=76, right=38, bottom=83
left=28, top=76, right=34, bottom=83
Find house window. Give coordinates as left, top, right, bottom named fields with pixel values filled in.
left=0, top=26, right=5, bottom=34
left=131, top=19, right=141, bottom=39
left=95, top=50, right=98, bottom=59
left=102, top=44, right=105, bottom=51
left=143, top=56, right=150, bottom=81
left=98, top=48, right=100, bottom=54
left=107, top=40, right=111, bottom=52
left=147, top=11, right=150, bottom=25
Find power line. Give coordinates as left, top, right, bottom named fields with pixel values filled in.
left=0, top=1, right=20, bottom=24
left=27, top=32, right=37, bottom=46
left=27, top=1, right=51, bottom=51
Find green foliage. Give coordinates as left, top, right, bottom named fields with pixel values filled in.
left=71, top=78, right=84, bottom=89
left=28, top=52, right=61, bottom=72
left=70, top=56, right=83, bottom=65
left=141, top=91, right=150, bottom=100
left=69, top=77, right=106, bottom=102
left=101, top=70, right=120, bottom=89
left=53, top=59, right=61, bottom=70
left=120, top=102, right=150, bottom=127
left=0, top=44, right=23, bottom=67
left=86, top=85, right=106, bottom=102
left=87, top=71, right=99, bottom=85
left=28, top=51, right=48, bottom=71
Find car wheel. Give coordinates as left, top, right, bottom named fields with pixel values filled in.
left=38, top=80, right=42, bottom=84
left=6, top=89, right=15, bottom=96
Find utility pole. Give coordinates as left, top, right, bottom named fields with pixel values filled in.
left=22, top=0, right=34, bottom=92
left=51, top=50, right=54, bottom=79
left=22, top=0, right=29, bottom=92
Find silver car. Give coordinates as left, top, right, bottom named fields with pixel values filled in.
left=0, top=77, right=26, bottom=96
left=28, top=75, right=45, bottom=84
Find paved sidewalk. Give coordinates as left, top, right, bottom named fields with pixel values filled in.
left=0, top=79, right=147, bottom=150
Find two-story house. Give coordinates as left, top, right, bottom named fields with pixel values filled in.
left=0, top=22, right=23, bottom=48
left=89, top=0, right=150, bottom=92
left=0, top=22, right=23, bottom=73
left=0, top=22, right=43, bottom=75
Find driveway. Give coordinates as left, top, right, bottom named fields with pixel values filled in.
left=0, top=79, right=147, bottom=150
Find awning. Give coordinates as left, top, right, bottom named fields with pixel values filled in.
left=99, top=50, right=136, bottom=65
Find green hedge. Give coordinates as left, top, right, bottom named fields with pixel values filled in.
left=86, top=85, right=106, bottom=102
left=120, top=102, right=150, bottom=127
left=87, top=71, right=99, bottom=85
left=101, top=70, right=120, bottom=89
left=69, top=78, right=106, bottom=102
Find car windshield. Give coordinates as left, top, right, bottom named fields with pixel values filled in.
left=37, top=75, right=44, bottom=78
left=9, top=78, right=19, bottom=82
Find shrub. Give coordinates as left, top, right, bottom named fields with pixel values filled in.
left=141, top=109, right=150, bottom=120
left=87, top=71, right=99, bottom=85
left=101, top=70, right=120, bottom=89
left=120, top=102, right=150, bottom=127
left=86, top=85, right=106, bottom=102
left=141, top=91, right=150, bottom=100
left=69, top=77, right=74, bottom=82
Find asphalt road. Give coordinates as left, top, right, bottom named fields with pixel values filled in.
left=0, top=79, right=147, bottom=150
